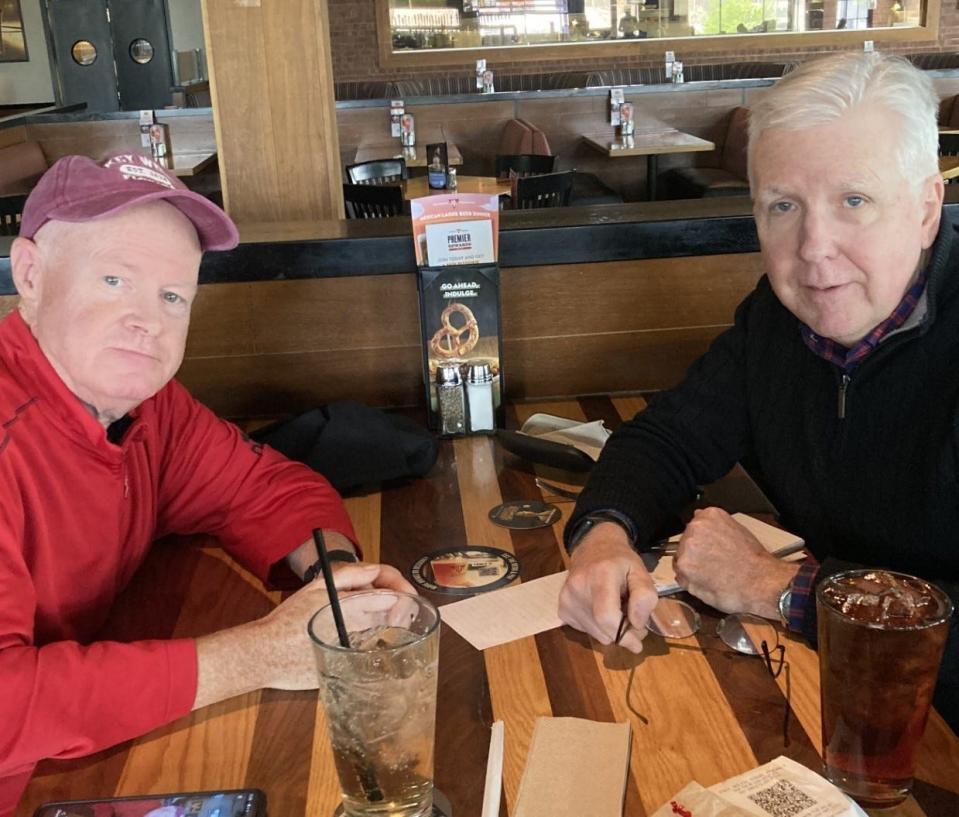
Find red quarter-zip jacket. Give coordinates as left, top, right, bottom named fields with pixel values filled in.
left=0, top=310, right=355, bottom=814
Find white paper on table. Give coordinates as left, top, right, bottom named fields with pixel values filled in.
left=439, top=572, right=566, bottom=650
left=518, top=413, right=611, bottom=461
left=709, top=756, right=867, bottom=817
left=652, top=513, right=805, bottom=596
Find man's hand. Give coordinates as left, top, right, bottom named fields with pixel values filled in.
left=559, top=522, right=659, bottom=654
left=331, top=559, right=416, bottom=593
left=193, top=562, right=405, bottom=710
left=673, top=507, right=800, bottom=618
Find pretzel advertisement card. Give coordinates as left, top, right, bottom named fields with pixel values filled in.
left=417, top=263, right=504, bottom=431
left=410, top=193, right=499, bottom=267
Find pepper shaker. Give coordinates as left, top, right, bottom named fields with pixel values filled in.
left=436, top=364, right=466, bottom=436
left=465, top=362, right=495, bottom=433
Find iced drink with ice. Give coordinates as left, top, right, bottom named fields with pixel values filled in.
left=309, top=591, right=440, bottom=817
left=817, top=569, right=952, bottom=807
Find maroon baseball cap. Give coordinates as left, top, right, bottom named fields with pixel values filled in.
left=20, top=152, right=239, bottom=251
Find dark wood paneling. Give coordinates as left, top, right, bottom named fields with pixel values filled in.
left=3, top=254, right=762, bottom=415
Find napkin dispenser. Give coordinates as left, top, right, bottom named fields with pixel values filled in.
left=496, top=413, right=610, bottom=472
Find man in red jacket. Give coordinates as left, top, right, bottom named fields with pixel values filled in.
left=0, top=153, right=413, bottom=813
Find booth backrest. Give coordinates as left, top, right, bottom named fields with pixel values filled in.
left=519, top=119, right=552, bottom=156
left=499, top=119, right=534, bottom=155
left=720, top=107, right=750, bottom=181
left=0, top=141, right=48, bottom=197
left=940, top=95, right=959, bottom=129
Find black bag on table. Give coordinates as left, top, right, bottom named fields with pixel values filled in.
left=250, top=401, right=438, bottom=495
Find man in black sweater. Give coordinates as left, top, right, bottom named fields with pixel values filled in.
left=560, top=51, right=959, bottom=731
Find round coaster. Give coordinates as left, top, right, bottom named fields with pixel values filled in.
left=488, top=499, right=561, bottom=530
left=333, top=788, right=452, bottom=816
left=410, top=546, right=520, bottom=595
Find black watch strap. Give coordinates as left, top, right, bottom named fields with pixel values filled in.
left=566, top=510, right=636, bottom=554
left=303, top=549, right=359, bottom=583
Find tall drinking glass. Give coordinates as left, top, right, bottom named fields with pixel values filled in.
left=309, top=591, right=441, bottom=817
left=817, top=569, right=953, bottom=808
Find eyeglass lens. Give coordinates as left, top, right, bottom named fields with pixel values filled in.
left=716, top=613, right=780, bottom=655
left=643, top=600, right=781, bottom=659
left=646, top=597, right=702, bottom=638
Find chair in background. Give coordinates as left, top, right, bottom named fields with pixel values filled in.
left=939, top=133, right=959, bottom=185
left=346, top=159, right=408, bottom=185
left=342, top=183, right=405, bottom=219
left=0, top=194, right=28, bottom=236
left=513, top=171, right=574, bottom=209
left=495, top=154, right=556, bottom=179
left=657, top=106, right=750, bottom=199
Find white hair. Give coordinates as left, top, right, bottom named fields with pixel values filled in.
left=748, top=52, right=940, bottom=187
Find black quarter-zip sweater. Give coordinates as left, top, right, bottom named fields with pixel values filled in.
left=570, top=216, right=959, bottom=731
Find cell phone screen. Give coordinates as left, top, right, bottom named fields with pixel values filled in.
left=34, top=789, right=264, bottom=817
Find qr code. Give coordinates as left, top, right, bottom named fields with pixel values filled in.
left=748, top=779, right=816, bottom=817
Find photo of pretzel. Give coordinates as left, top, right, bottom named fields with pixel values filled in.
left=429, top=302, right=480, bottom=358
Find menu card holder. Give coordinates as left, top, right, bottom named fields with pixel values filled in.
left=411, top=192, right=503, bottom=433
left=426, top=142, right=449, bottom=189
left=417, top=263, right=504, bottom=432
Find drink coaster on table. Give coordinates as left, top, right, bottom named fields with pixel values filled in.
left=333, top=788, right=452, bottom=816
left=410, top=546, right=519, bottom=595
left=488, top=499, right=561, bottom=529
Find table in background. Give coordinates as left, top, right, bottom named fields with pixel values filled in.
left=15, top=396, right=959, bottom=817
left=162, top=151, right=218, bottom=178
left=940, top=155, right=959, bottom=182
left=402, top=175, right=511, bottom=200
left=353, top=128, right=463, bottom=169
left=583, top=129, right=716, bottom=200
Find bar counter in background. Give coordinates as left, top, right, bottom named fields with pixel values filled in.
left=3, top=192, right=959, bottom=418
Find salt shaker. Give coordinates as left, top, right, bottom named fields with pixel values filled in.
left=436, top=364, right=466, bottom=436
left=465, top=363, right=495, bottom=433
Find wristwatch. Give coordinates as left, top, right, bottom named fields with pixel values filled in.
left=303, top=549, right=359, bottom=583
left=566, top=510, right=636, bottom=554
left=777, top=582, right=793, bottom=628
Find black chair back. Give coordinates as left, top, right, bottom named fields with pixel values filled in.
left=939, top=133, right=959, bottom=157
left=514, top=171, right=574, bottom=210
left=342, top=183, right=405, bottom=219
left=0, top=195, right=28, bottom=236
left=496, top=154, right=556, bottom=180
left=346, top=159, right=408, bottom=185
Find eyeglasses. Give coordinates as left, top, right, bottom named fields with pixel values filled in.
left=618, top=599, right=792, bottom=746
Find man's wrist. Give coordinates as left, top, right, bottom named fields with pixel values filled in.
left=303, top=549, right=359, bottom=583
left=566, top=509, right=637, bottom=555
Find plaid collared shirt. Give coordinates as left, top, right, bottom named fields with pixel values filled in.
left=800, top=266, right=929, bottom=372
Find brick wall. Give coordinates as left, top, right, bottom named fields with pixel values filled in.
left=329, top=0, right=959, bottom=83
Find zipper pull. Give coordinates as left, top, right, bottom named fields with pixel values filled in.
left=838, top=374, right=851, bottom=419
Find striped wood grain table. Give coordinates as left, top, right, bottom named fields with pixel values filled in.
left=15, top=396, right=959, bottom=817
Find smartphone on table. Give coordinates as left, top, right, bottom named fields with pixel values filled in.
left=32, top=788, right=266, bottom=817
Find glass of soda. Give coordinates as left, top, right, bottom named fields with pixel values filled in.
left=817, top=569, right=953, bottom=808
left=309, top=591, right=440, bottom=817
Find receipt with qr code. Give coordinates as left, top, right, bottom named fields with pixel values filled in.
left=652, top=757, right=866, bottom=817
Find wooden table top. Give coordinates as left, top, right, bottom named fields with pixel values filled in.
left=163, top=151, right=218, bottom=177
left=402, top=175, right=512, bottom=200
left=16, top=396, right=959, bottom=817
left=940, top=155, right=959, bottom=181
left=583, top=129, right=716, bottom=158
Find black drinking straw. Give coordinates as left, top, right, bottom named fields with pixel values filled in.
left=313, top=528, right=351, bottom=649
left=312, top=529, right=385, bottom=802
